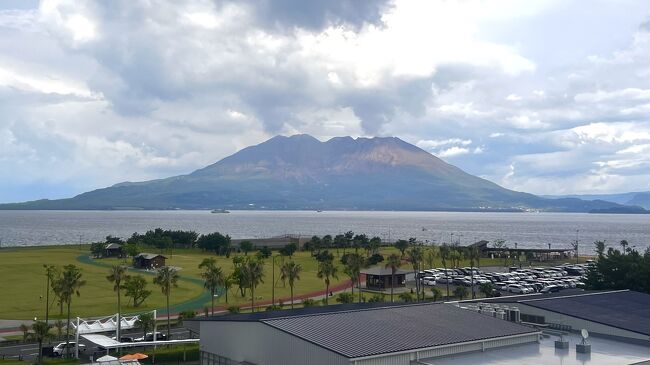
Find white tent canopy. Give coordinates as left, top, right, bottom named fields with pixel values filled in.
left=96, top=355, right=118, bottom=362
left=71, top=314, right=139, bottom=335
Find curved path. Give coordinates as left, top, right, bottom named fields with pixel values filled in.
left=75, top=255, right=355, bottom=317
left=76, top=255, right=214, bottom=315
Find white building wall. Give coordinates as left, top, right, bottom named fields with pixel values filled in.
left=200, top=321, right=350, bottom=365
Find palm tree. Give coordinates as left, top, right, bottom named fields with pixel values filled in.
left=106, top=265, right=129, bottom=342
left=317, top=259, right=338, bottom=305
left=198, top=258, right=224, bottom=315
left=244, top=258, right=265, bottom=312
left=32, top=321, right=52, bottom=364
left=620, top=240, right=629, bottom=254
left=54, top=320, right=64, bottom=340
left=153, top=267, right=179, bottom=340
left=385, top=254, right=402, bottom=302
left=19, top=324, right=30, bottom=343
left=407, top=246, right=423, bottom=301
left=59, top=264, right=85, bottom=358
left=280, top=261, right=301, bottom=309
left=44, top=265, right=58, bottom=324
left=440, top=243, right=451, bottom=299
left=344, top=253, right=364, bottom=302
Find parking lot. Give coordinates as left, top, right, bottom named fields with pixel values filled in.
left=418, top=261, right=592, bottom=298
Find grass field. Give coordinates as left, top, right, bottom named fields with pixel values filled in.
left=0, top=244, right=514, bottom=320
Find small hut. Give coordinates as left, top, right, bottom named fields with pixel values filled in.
left=362, top=267, right=409, bottom=290
left=133, top=253, right=167, bottom=269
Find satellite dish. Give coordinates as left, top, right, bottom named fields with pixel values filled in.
left=581, top=329, right=589, bottom=339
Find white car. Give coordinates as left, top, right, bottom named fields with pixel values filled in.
left=53, top=342, right=86, bottom=357
left=507, top=284, right=530, bottom=294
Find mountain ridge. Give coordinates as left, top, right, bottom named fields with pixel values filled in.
left=0, top=134, right=642, bottom=213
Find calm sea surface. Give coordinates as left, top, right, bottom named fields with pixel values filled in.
left=0, top=210, right=648, bottom=253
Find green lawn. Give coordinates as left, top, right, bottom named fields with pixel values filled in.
left=0, top=244, right=516, bottom=320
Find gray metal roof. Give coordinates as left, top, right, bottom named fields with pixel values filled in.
left=519, top=290, right=650, bottom=336
left=261, top=303, right=538, bottom=359
left=361, top=267, right=410, bottom=276
left=135, top=253, right=166, bottom=260
left=105, top=243, right=122, bottom=249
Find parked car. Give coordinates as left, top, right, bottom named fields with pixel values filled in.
left=540, top=285, right=562, bottom=293
left=52, top=342, right=86, bottom=357
left=507, top=284, right=530, bottom=294
left=134, top=332, right=167, bottom=342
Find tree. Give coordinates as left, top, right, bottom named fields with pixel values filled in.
left=32, top=321, right=52, bottom=364
left=44, top=265, right=59, bottom=324
left=258, top=246, right=272, bottom=259
left=197, top=232, right=231, bottom=256
left=280, top=261, right=302, bottom=309
left=199, top=258, right=224, bottom=315
left=453, top=286, right=468, bottom=300
left=479, top=282, right=495, bottom=298
left=54, top=320, right=65, bottom=340
left=239, top=241, right=254, bottom=255
left=106, top=265, right=129, bottom=343
left=620, top=240, right=629, bottom=254
left=123, top=275, right=151, bottom=307
left=125, top=243, right=140, bottom=259
left=135, top=312, right=154, bottom=338
left=395, top=240, right=409, bottom=258
left=90, top=242, right=105, bottom=258
left=177, top=310, right=196, bottom=326
left=407, top=246, right=424, bottom=301
left=369, top=237, right=382, bottom=256
left=430, top=287, right=442, bottom=302
left=352, top=234, right=368, bottom=254
left=343, top=253, right=364, bottom=302
left=424, top=246, right=439, bottom=270
left=243, top=257, right=265, bottom=312
left=58, top=264, right=86, bottom=358
left=153, top=267, right=179, bottom=339
left=585, top=246, right=650, bottom=293
left=223, top=273, right=235, bottom=303
left=595, top=241, right=606, bottom=259
left=385, top=253, right=402, bottom=302
left=336, top=292, right=354, bottom=304
left=279, top=242, right=298, bottom=258
left=440, top=243, right=451, bottom=299
left=317, top=259, right=338, bottom=305
left=19, top=324, right=30, bottom=343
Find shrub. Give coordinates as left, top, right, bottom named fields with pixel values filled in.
left=367, top=294, right=384, bottom=303
left=336, top=292, right=355, bottom=304
left=398, top=292, right=415, bottom=302
left=227, top=306, right=240, bottom=314
left=367, top=253, right=384, bottom=265
left=302, top=298, right=318, bottom=307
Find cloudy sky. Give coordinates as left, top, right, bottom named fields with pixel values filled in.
left=2, top=0, right=650, bottom=203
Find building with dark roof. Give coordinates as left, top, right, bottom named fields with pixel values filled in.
left=133, top=253, right=166, bottom=269
left=361, top=267, right=410, bottom=290
left=104, top=243, right=124, bottom=258
left=462, top=290, right=650, bottom=346
left=192, top=302, right=540, bottom=365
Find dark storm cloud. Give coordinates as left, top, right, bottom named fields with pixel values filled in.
left=241, top=0, right=392, bottom=30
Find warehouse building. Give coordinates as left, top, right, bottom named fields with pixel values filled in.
left=191, top=302, right=540, bottom=365
left=462, top=289, right=650, bottom=346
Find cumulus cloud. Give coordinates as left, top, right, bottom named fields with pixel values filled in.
left=1, top=0, right=650, bottom=201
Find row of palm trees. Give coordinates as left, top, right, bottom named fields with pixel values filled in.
left=199, top=256, right=304, bottom=314
left=37, top=263, right=179, bottom=362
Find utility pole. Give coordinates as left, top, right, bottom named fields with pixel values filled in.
left=575, top=229, right=580, bottom=264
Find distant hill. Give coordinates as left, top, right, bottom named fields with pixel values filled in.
left=544, top=191, right=650, bottom=210
left=0, top=134, right=641, bottom=212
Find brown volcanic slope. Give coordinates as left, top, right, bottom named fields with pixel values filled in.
left=0, top=134, right=629, bottom=212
